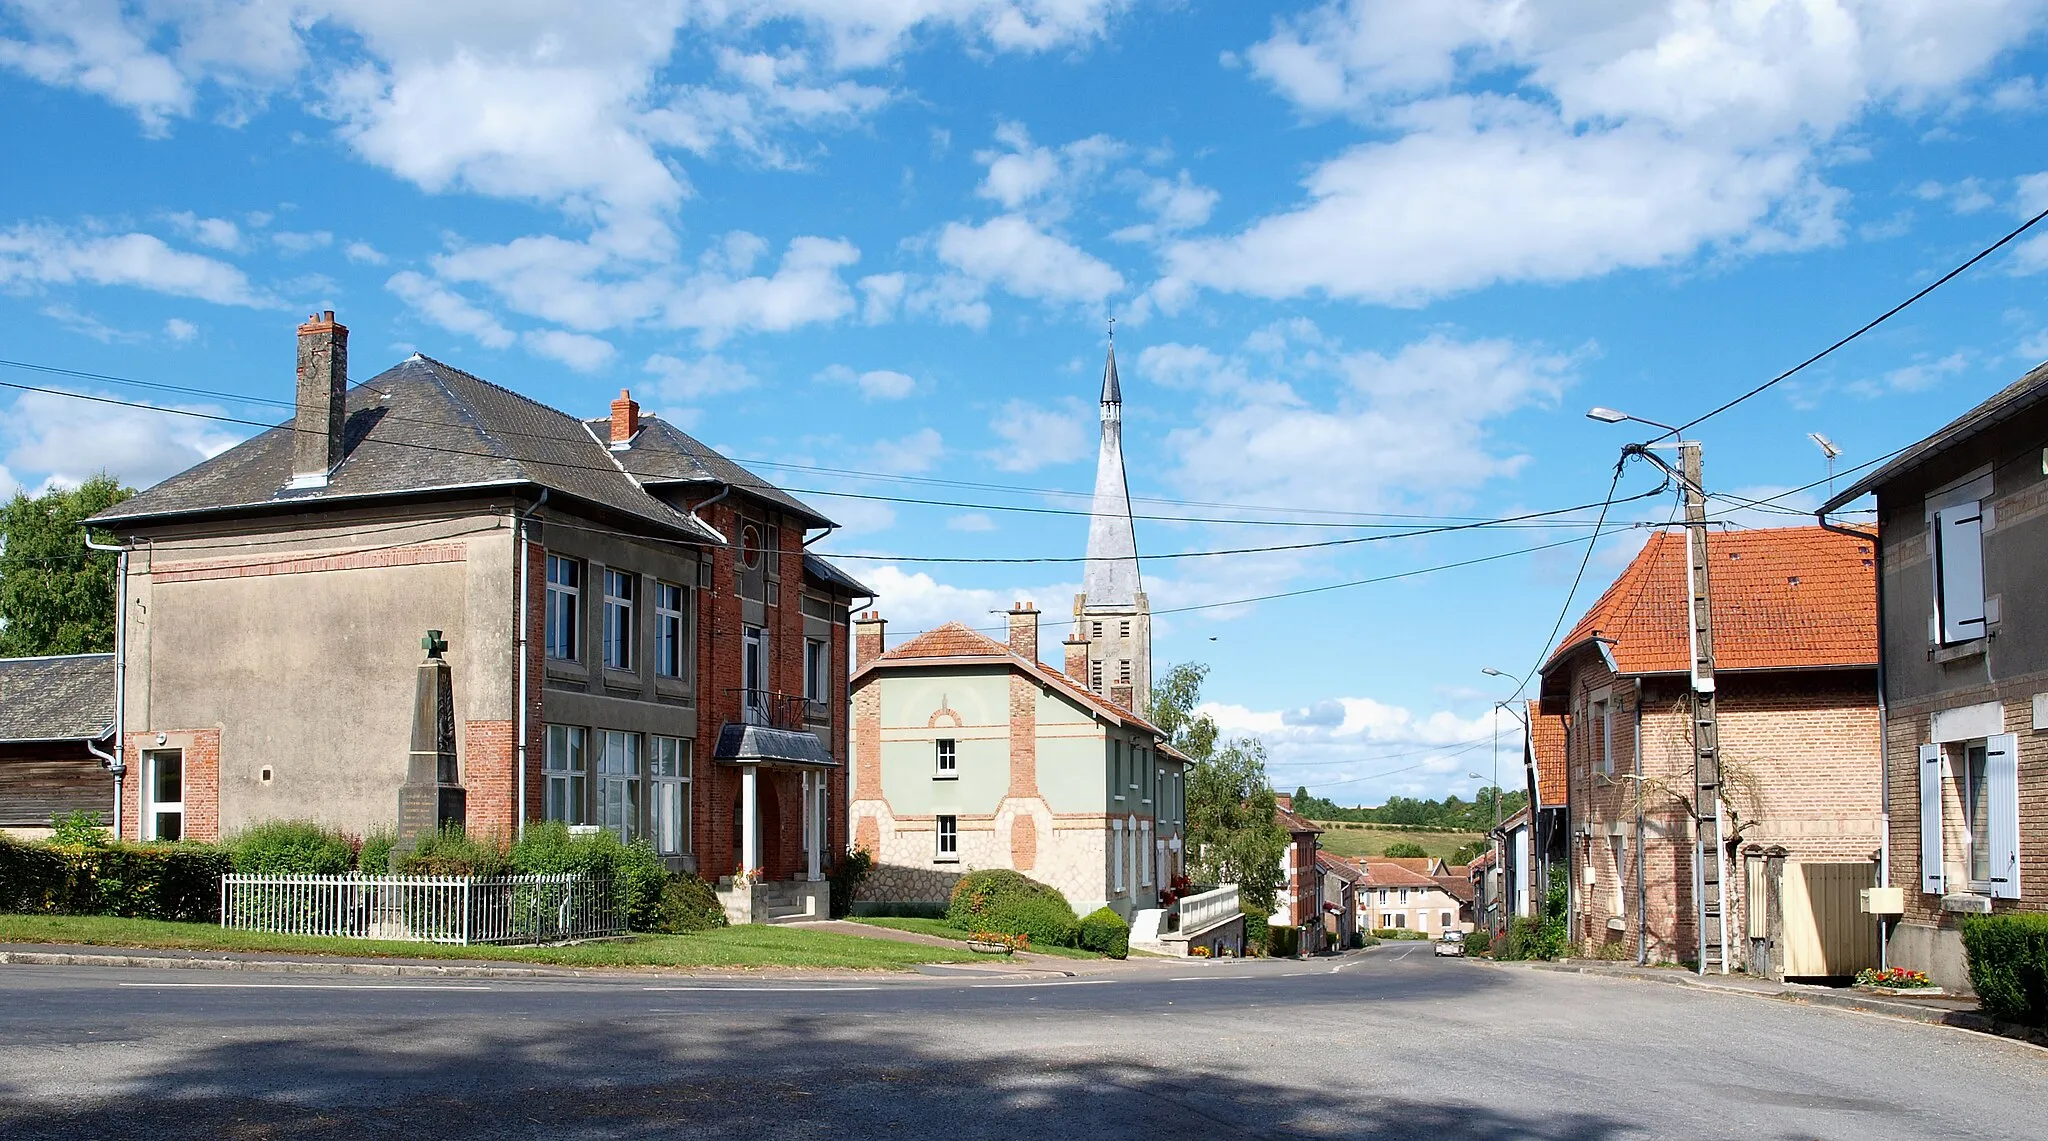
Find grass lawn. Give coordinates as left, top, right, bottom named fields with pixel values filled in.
left=0, top=914, right=974, bottom=971
left=849, top=916, right=1107, bottom=961
left=1312, top=822, right=1484, bottom=864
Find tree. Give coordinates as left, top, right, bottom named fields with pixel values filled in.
left=1450, top=840, right=1488, bottom=865
left=1151, top=662, right=1288, bottom=915
left=0, top=475, right=133, bottom=656
left=1383, top=841, right=1429, bottom=859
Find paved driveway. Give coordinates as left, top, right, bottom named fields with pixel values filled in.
left=0, top=944, right=2040, bottom=1139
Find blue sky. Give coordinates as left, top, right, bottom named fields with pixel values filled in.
left=3, top=1, right=2047, bottom=807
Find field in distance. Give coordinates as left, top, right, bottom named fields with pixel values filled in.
left=1312, top=822, right=1485, bottom=864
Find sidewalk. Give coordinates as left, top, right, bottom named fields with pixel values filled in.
left=1476, top=956, right=2046, bottom=1048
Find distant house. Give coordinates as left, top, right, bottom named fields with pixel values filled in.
left=1359, top=859, right=1469, bottom=936
left=1818, top=359, right=2048, bottom=991
left=1489, top=701, right=1570, bottom=934
left=1273, top=795, right=1327, bottom=952
left=82, top=313, right=867, bottom=921
left=1435, top=864, right=1476, bottom=929
left=1539, top=526, right=1881, bottom=968
left=845, top=605, right=1189, bottom=922
left=1319, top=851, right=1364, bottom=948
left=0, top=654, right=115, bottom=837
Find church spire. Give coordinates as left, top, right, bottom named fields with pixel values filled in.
left=1082, top=341, right=1139, bottom=606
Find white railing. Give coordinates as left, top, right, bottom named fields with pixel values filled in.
left=1177, top=883, right=1241, bottom=934
left=220, top=873, right=622, bottom=945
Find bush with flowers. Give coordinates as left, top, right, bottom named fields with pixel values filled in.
left=1855, top=966, right=1935, bottom=990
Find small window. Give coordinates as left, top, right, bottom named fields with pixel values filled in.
left=804, top=637, right=828, bottom=704
left=1113, top=820, right=1125, bottom=891
left=1935, top=503, right=1987, bottom=644
left=1609, top=836, right=1626, bottom=915
left=543, top=725, right=587, bottom=824
left=1399, top=887, right=1409, bottom=904
left=935, top=738, right=957, bottom=777
left=602, top=569, right=635, bottom=670
left=1091, top=621, right=1103, bottom=640
left=1441, top=911, right=1452, bottom=929
left=936, top=815, right=958, bottom=861
left=655, top=582, right=686, bottom=679
left=1090, top=660, right=1103, bottom=691
left=1592, top=697, right=1613, bottom=775
left=1963, top=742, right=1992, bottom=884
left=545, top=555, right=582, bottom=661
left=145, top=749, right=183, bottom=841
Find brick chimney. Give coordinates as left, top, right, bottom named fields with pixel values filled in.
left=291, top=311, right=348, bottom=488
left=1111, top=683, right=1134, bottom=711
left=1063, top=632, right=1089, bottom=685
left=1007, top=601, right=1039, bottom=663
left=610, top=389, right=640, bottom=448
left=854, top=611, right=887, bottom=668
left=1274, top=794, right=1293, bottom=813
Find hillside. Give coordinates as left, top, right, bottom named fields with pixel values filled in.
left=1312, top=822, right=1485, bottom=864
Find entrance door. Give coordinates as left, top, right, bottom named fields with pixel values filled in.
left=742, top=625, right=768, bottom=724
left=145, top=749, right=184, bottom=841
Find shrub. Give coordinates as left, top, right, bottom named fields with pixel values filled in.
left=1464, top=928, right=1494, bottom=957
left=0, top=834, right=231, bottom=922
left=508, top=822, right=667, bottom=929
left=1242, top=906, right=1269, bottom=957
left=357, top=828, right=398, bottom=875
left=828, top=846, right=873, bottom=919
left=1962, top=912, right=2048, bottom=1027
left=228, top=820, right=354, bottom=876
left=947, top=869, right=1079, bottom=947
left=48, top=810, right=109, bottom=847
left=651, top=872, right=729, bottom=933
left=1078, top=906, right=1130, bottom=959
left=1371, top=927, right=1430, bottom=941
left=397, top=825, right=510, bottom=877
left=1267, top=923, right=1300, bottom=958
left=1382, top=841, right=1430, bottom=859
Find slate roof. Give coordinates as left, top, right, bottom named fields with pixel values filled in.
left=1544, top=527, right=1877, bottom=681
left=0, top=654, right=114, bottom=743
left=90, top=356, right=742, bottom=542
left=581, top=416, right=829, bottom=526
left=855, top=620, right=1162, bottom=735
left=802, top=552, right=874, bottom=599
left=1821, top=358, right=2048, bottom=512
left=1527, top=699, right=1568, bottom=810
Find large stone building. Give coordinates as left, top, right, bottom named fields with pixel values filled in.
left=83, top=312, right=869, bottom=918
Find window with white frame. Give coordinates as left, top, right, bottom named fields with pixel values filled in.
left=936, top=815, right=958, bottom=861
left=1934, top=500, right=1987, bottom=644
left=1589, top=693, right=1614, bottom=776
left=935, top=738, right=957, bottom=778
left=602, top=570, right=635, bottom=670
left=543, top=725, right=586, bottom=824
left=144, top=748, right=183, bottom=841
left=545, top=555, right=581, bottom=661
left=654, top=582, right=686, bottom=679
left=741, top=624, right=767, bottom=724
left=1399, top=887, right=1409, bottom=904
left=650, top=736, right=690, bottom=856
left=1378, top=888, right=1389, bottom=905
left=1920, top=733, right=2020, bottom=899
left=598, top=730, right=641, bottom=842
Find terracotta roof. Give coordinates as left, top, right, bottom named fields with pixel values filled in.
left=1359, top=861, right=1443, bottom=889
left=1468, top=848, right=1495, bottom=871
left=1376, top=856, right=1441, bottom=876
left=1544, top=526, right=1876, bottom=680
left=1274, top=796, right=1324, bottom=836
left=1434, top=874, right=1475, bottom=903
left=855, top=620, right=1162, bottom=736
left=1527, top=699, right=1567, bottom=809
left=1317, top=852, right=1365, bottom=883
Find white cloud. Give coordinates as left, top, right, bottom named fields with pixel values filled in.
left=166, top=212, right=242, bottom=251
left=272, top=230, right=334, bottom=254
left=1, top=387, right=244, bottom=493
left=853, top=564, right=1079, bottom=659
left=386, top=270, right=514, bottom=349
left=664, top=234, right=861, bottom=344
left=0, top=224, right=272, bottom=307
left=985, top=397, right=1092, bottom=472
left=1846, top=349, right=1972, bottom=397
left=973, top=122, right=1124, bottom=217
left=523, top=329, right=617, bottom=372
left=0, top=462, right=17, bottom=499
left=870, top=427, right=944, bottom=474
left=1113, top=170, right=1220, bottom=243
left=0, top=0, right=194, bottom=133
left=343, top=240, right=387, bottom=265
left=947, top=512, right=997, bottom=532
left=164, top=317, right=198, bottom=342
left=818, top=363, right=916, bottom=400
left=937, top=214, right=1124, bottom=305
left=644, top=352, right=759, bottom=399
left=1206, top=693, right=1518, bottom=804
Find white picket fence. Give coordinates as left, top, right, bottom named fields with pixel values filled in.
left=219, top=873, right=622, bottom=945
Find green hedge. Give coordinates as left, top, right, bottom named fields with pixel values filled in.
left=650, top=872, right=729, bottom=933
left=1961, top=912, right=2048, bottom=1027
left=228, top=820, right=355, bottom=876
left=947, top=869, right=1080, bottom=947
left=1078, top=906, right=1130, bottom=959
left=1267, top=923, right=1300, bottom=958
left=1371, top=927, right=1431, bottom=941
left=0, top=834, right=230, bottom=922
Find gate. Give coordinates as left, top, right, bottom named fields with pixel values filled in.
left=1780, top=861, right=1879, bottom=979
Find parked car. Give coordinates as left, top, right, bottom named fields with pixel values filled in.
left=1434, top=930, right=1466, bottom=957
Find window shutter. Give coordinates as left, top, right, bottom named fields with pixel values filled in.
left=1987, top=733, right=2021, bottom=900
left=1919, top=743, right=1945, bottom=895
left=1936, top=507, right=1986, bottom=643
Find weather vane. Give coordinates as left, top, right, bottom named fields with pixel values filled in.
left=1107, top=312, right=1116, bottom=342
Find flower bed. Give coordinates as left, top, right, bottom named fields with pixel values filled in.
left=1854, top=967, right=1943, bottom=996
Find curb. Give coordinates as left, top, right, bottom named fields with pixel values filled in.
left=0, top=949, right=577, bottom=980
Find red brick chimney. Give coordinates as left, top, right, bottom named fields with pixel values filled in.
left=291, top=311, right=348, bottom=488
left=1274, top=794, right=1294, bottom=813
left=610, top=389, right=640, bottom=447
left=854, top=611, right=887, bottom=668
left=1063, top=631, right=1089, bottom=685
left=1007, top=601, right=1039, bottom=663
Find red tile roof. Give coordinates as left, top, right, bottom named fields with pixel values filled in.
left=1546, top=526, right=1876, bottom=678
left=1527, top=699, right=1567, bottom=809
left=1317, top=852, right=1365, bottom=883
left=1274, top=797, right=1323, bottom=836
left=1434, top=874, right=1475, bottom=903
left=1359, top=861, right=1443, bottom=889
left=857, top=621, right=1163, bottom=735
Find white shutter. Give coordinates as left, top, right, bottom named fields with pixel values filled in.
left=1919, top=743, right=1946, bottom=895
left=1987, top=733, right=2021, bottom=900
left=1937, top=507, right=1986, bottom=643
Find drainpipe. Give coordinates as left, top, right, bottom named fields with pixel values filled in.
left=514, top=490, right=548, bottom=840
left=84, top=535, right=127, bottom=839
left=1818, top=506, right=1887, bottom=968
left=1634, top=678, right=1646, bottom=966
left=687, top=486, right=732, bottom=545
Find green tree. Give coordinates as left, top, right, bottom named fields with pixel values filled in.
left=1382, top=841, right=1429, bottom=859
left=0, top=475, right=133, bottom=656
left=1151, top=662, right=1288, bottom=914
left=1450, top=840, right=1488, bottom=865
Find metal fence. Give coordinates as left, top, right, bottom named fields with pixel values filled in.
left=220, top=873, right=623, bottom=945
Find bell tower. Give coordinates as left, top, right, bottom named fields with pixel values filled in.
left=1073, top=335, right=1150, bottom=714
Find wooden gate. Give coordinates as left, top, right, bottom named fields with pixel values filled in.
left=1780, top=861, right=1879, bottom=978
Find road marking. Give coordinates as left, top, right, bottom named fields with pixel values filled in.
left=1168, top=975, right=1237, bottom=982
left=968, top=979, right=1114, bottom=989
left=117, top=982, right=492, bottom=991
left=642, top=986, right=884, bottom=993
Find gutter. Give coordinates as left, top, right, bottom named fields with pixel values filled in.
left=513, top=490, right=548, bottom=840
left=1817, top=502, right=1889, bottom=968
left=83, top=534, right=127, bottom=838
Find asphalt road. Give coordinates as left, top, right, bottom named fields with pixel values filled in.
left=1, top=944, right=2042, bottom=1139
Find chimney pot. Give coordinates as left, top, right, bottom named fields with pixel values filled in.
left=290, top=310, right=349, bottom=488
left=1063, top=631, right=1089, bottom=686
left=1007, top=602, right=1040, bottom=663
left=610, top=389, right=640, bottom=446
left=854, top=611, right=887, bottom=668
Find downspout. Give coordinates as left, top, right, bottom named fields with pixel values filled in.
left=1634, top=678, right=1646, bottom=966
left=514, top=490, right=548, bottom=840
left=688, top=486, right=733, bottom=545
left=1819, top=506, right=1887, bottom=968
left=84, top=535, right=127, bottom=839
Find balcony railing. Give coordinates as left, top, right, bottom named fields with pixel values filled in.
left=730, top=688, right=817, bottom=731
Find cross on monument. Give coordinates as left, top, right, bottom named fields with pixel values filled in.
left=422, top=629, right=447, bottom=659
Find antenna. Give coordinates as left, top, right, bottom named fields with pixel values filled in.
left=1809, top=433, right=1841, bottom=497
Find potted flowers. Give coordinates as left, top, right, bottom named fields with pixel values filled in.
left=1854, top=967, right=1943, bottom=997
left=966, top=930, right=1029, bottom=955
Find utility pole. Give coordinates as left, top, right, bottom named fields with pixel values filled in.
left=1679, top=441, right=1731, bottom=976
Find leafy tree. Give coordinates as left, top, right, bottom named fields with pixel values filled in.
left=1151, top=662, right=1288, bottom=914
left=1382, top=841, right=1429, bottom=859
left=0, top=475, right=133, bottom=656
left=1450, top=840, right=1489, bottom=865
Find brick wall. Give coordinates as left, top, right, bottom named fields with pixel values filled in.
left=120, top=729, right=220, bottom=842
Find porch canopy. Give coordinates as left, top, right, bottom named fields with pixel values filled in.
left=712, top=725, right=840, bottom=881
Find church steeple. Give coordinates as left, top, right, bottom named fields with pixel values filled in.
left=1075, top=335, right=1150, bottom=714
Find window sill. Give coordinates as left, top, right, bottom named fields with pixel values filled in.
left=1933, top=639, right=1988, bottom=664
left=932, top=772, right=959, bottom=781
left=1940, top=892, right=1993, bottom=914
left=933, top=856, right=960, bottom=865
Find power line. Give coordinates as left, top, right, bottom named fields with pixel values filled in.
left=1491, top=463, right=1635, bottom=705
left=1670, top=204, right=2048, bottom=437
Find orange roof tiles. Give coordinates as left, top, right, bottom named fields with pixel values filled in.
left=858, top=620, right=1164, bottom=736
left=1546, top=526, right=1876, bottom=678
left=1359, top=861, right=1442, bottom=889
left=1526, top=699, right=1567, bottom=809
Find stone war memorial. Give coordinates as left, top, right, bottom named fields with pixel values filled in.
left=398, top=629, right=465, bottom=844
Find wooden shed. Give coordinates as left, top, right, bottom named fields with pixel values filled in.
left=0, top=653, right=115, bottom=836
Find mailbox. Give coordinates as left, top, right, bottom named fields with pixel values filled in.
left=1860, top=886, right=1905, bottom=915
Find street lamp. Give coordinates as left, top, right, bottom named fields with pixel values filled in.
left=1586, top=407, right=1679, bottom=435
